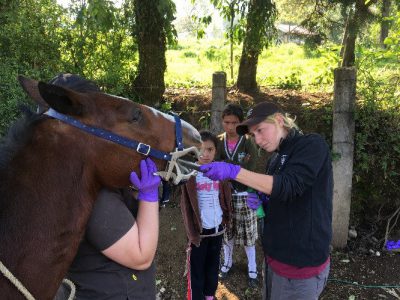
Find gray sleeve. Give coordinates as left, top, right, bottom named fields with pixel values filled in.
left=86, top=189, right=135, bottom=251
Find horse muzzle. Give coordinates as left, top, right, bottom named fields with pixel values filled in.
left=155, top=146, right=202, bottom=185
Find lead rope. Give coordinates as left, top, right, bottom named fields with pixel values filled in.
left=0, top=260, right=35, bottom=300
left=62, top=278, right=76, bottom=300
left=0, top=260, right=76, bottom=300
left=184, top=243, right=192, bottom=300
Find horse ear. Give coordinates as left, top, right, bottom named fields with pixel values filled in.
left=18, top=76, right=49, bottom=111
left=37, top=81, right=84, bottom=116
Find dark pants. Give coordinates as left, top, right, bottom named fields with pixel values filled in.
left=189, top=227, right=223, bottom=300
left=263, top=261, right=330, bottom=300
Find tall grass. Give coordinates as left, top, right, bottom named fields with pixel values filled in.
left=165, top=39, right=341, bottom=91
left=166, top=39, right=399, bottom=93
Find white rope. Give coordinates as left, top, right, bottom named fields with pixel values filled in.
left=62, top=278, right=76, bottom=300
left=0, top=260, right=35, bottom=300
left=0, top=260, right=76, bottom=300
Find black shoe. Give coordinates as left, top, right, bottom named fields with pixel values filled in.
left=248, top=277, right=259, bottom=288
left=219, top=265, right=232, bottom=280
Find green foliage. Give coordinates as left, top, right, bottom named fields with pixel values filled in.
left=156, top=0, right=177, bottom=46
left=183, top=51, right=197, bottom=58
left=384, top=12, right=400, bottom=53
left=276, top=72, right=302, bottom=90
left=198, top=112, right=211, bottom=129
left=204, top=46, right=218, bottom=61
left=351, top=47, right=400, bottom=224
left=60, top=0, right=137, bottom=95
left=160, top=100, right=173, bottom=112
left=0, top=0, right=66, bottom=136
left=211, top=0, right=277, bottom=49
left=0, top=0, right=64, bottom=72
left=165, top=40, right=343, bottom=89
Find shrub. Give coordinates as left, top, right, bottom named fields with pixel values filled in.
left=276, top=72, right=302, bottom=90
left=182, top=51, right=197, bottom=58
left=351, top=48, right=400, bottom=228
left=0, top=60, right=32, bottom=136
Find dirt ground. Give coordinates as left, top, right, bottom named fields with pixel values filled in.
left=154, top=87, right=400, bottom=300
left=155, top=200, right=400, bottom=300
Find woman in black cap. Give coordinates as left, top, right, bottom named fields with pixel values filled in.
left=199, top=101, right=332, bottom=300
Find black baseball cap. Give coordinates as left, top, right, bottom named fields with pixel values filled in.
left=236, top=102, right=282, bottom=135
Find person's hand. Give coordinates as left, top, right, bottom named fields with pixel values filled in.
left=247, top=192, right=262, bottom=210
left=199, top=162, right=241, bottom=181
left=130, top=158, right=161, bottom=202
left=257, top=191, right=269, bottom=203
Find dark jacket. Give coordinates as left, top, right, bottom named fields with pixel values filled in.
left=263, top=130, right=333, bottom=267
left=180, top=177, right=233, bottom=247
left=215, top=133, right=258, bottom=192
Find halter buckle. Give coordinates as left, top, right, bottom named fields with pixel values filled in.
left=136, top=143, right=151, bottom=156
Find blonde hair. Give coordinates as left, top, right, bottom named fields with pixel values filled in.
left=264, top=113, right=299, bottom=130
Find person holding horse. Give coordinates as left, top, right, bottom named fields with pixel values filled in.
left=216, top=103, right=259, bottom=287
left=50, top=74, right=161, bottom=300
left=199, top=101, right=333, bottom=300
left=180, top=130, right=232, bottom=300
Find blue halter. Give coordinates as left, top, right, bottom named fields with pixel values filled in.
left=44, top=108, right=184, bottom=161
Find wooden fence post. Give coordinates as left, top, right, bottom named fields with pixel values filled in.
left=210, top=72, right=226, bottom=134
left=332, top=67, right=356, bottom=248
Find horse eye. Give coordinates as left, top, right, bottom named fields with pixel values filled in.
left=130, top=109, right=142, bottom=123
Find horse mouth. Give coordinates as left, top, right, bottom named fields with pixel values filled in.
left=156, top=146, right=200, bottom=185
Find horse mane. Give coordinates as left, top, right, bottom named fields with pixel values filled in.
left=0, top=106, right=44, bottom=172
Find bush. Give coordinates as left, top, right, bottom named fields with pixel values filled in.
left=182, top=51, right=197, bottom=58
left=0, top=60, right=32, bottom=136
left=276, top=72, right=302, bottom=90
left=351, top=49, right=400, bottom=228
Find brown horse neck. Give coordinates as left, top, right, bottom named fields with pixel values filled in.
left=0, top=133, right=101, bottom=299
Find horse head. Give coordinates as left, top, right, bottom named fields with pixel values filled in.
left=0, top=75, right=201, bottom=300
left=18, top=75, right=202, bottom=188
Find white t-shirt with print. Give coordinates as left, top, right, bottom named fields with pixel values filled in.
left=195, top=172, right=223, bottom=231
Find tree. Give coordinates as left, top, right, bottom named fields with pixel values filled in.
left=211, top=0, right=244, bottom=82
left=236, top=0, right=276, bottom=92
left=131, top=0, right=176, bottom=106
left=340, top=0, right=377, bottom=67
left=212, top=0, right=276, bottom=92
left=0, top=0, right=64, bottom=135
left=380, top=0, right=392, bottom=48
left=60, top=0, right=135, bottom=94
left=0, top=0, right=64, bottom=72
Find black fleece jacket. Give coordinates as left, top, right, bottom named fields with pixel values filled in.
left=262, top=129, right=333, bottom=267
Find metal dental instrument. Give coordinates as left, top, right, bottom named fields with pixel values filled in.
left=176, top=159, right=203, bottom=172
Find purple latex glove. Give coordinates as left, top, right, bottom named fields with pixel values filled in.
left=246, top=192, right=262, bottom=210
left=257, top=191, right=269, bottom=203
left=199, top=162, right=241, bottom=181
left=130, top=158, right=161, bottom=202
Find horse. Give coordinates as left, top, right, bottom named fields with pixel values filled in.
left=0, top=75, right=201, bottom=300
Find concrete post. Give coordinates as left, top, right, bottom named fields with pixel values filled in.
left=210, top=72, right=226, bottom=134
left=332, top=67, right=356, bottom=248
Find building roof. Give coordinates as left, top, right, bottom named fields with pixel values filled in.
left=276, top=24, right=315, bottom=36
